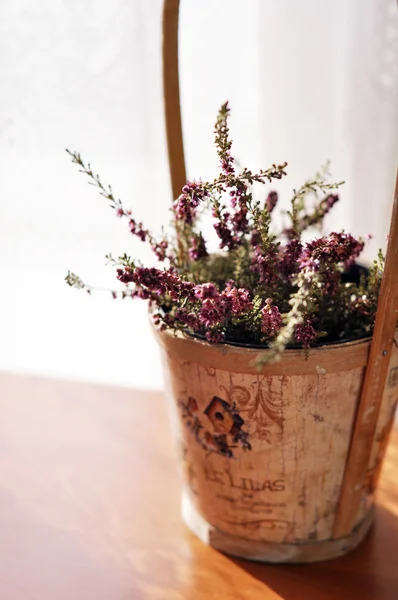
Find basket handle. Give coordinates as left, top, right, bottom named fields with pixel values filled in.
left=333, top=169, right=398, bottom=538
left=162, top=0, right=186, bottom=201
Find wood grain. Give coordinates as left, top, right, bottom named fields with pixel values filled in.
left=333, top=170, right=398, bottom=538
left=162, top=0, right=186, bottom=200
left=0, top=372, right=397, bottom=599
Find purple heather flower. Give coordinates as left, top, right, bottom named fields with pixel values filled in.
left=174, top=307, right=200, bottom=330
left=229, top=181, right=246, bottom=208
left=116, top=267, right=135, bottom=284
left=295, top=321, right=317, bottom=348
left=224, top=285, right=253, bottom=314
left=194, top=282, right=218, bottom=300
left=322, top=269, right=342, bottom=294
left=117, top=267, right=195, bottom=301
left=199, top=296, right=229, bottom=328
left=174, top=181, right=209, bottom=225
left=205, top=329, right=226, bottom=343
left=213, top=216, right=238, bottom=250
left=301, top=232, right=364, bottom=270
left=188, top=233, right=208, bottom=261
left=228, top=182, right=252, bottom=237
left=197, top=283, right=252, bottom=329
left=266, top=191, right=278, bottom=213
left=251, top=246, right=278, bottom=286
left=153, top=240, right=169, bottom=262
left=279, top=239, right=303, bottom=277
left=325, top=193, right=339, bottom=210
left=231, top=207, right=249, bottom=235
left=261, top=299, right=282, bottom=337
left=221, top=157, right=235, bottom=175
left=129, top=219, right=148, bottom=242
left=132, top=287, right=153, bottom=300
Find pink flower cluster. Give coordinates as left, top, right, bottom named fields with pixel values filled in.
left=213, top=183, right=253, bottom=250
left=128, top=218, right=148, bottom=241
left=174, top=181, right=210, bottom=225
left=266, top=191, right=278, bottom=213
left=230, top=181, right=251, bottom=237
left=251, top=246, right=278, bottom=286
left=261, top=300, right=282, bottom=336
left=117, top=267, right=195, bottom=301
left=295, top=321, right=317, bottom=348
left=197, top=283, right=253, bottom=342
left=194, top=281, right=253, bottom=331
left=66, top=106, right=380, bottom=353
left=279, top=239, right=303, bottom=277
left=302, top=232, right=364, bottom=270
left=213, top=212, right=238, bottom=250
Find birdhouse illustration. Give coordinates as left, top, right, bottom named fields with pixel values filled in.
left=204, top=396, right=244, bottom=435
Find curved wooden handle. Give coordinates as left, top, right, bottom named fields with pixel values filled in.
left=333, top=169, right=398, bottom=538
left=162, top=0, right=186, bottom=201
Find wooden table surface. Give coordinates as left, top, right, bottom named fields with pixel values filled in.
left=0, top=372, right=397, bottom=600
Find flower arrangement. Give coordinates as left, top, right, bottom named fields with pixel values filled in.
left=66, top=103, right=384, bottom=364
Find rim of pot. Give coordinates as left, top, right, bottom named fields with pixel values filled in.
left=151, top=317, right=372, bottom=376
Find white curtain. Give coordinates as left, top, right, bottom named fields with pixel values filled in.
left=1, top=0, right=397, bottom=388
left=256, top=0, right=398, bottom=258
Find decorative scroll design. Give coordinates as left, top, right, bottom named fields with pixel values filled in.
left=222, top=378, right=289, bottom=442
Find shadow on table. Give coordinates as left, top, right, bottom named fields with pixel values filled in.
left=229, top=505, right=398, bottom=600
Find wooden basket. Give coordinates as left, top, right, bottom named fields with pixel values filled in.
left=154, top=326, right=398, bottom=562
left=161, top=0, right=398, bottom=562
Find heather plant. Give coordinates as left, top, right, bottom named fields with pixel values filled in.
left=66, top=103, right=384, bottom=364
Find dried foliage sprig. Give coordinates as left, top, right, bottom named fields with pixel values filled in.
left=66, top=149, right=172, bottom=263
left=66, top=103, right=384, bottom=366
left=283, top=163, right=344, bottom=240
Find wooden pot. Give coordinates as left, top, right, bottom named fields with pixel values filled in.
left=154, top=325, right=398, bottom=563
